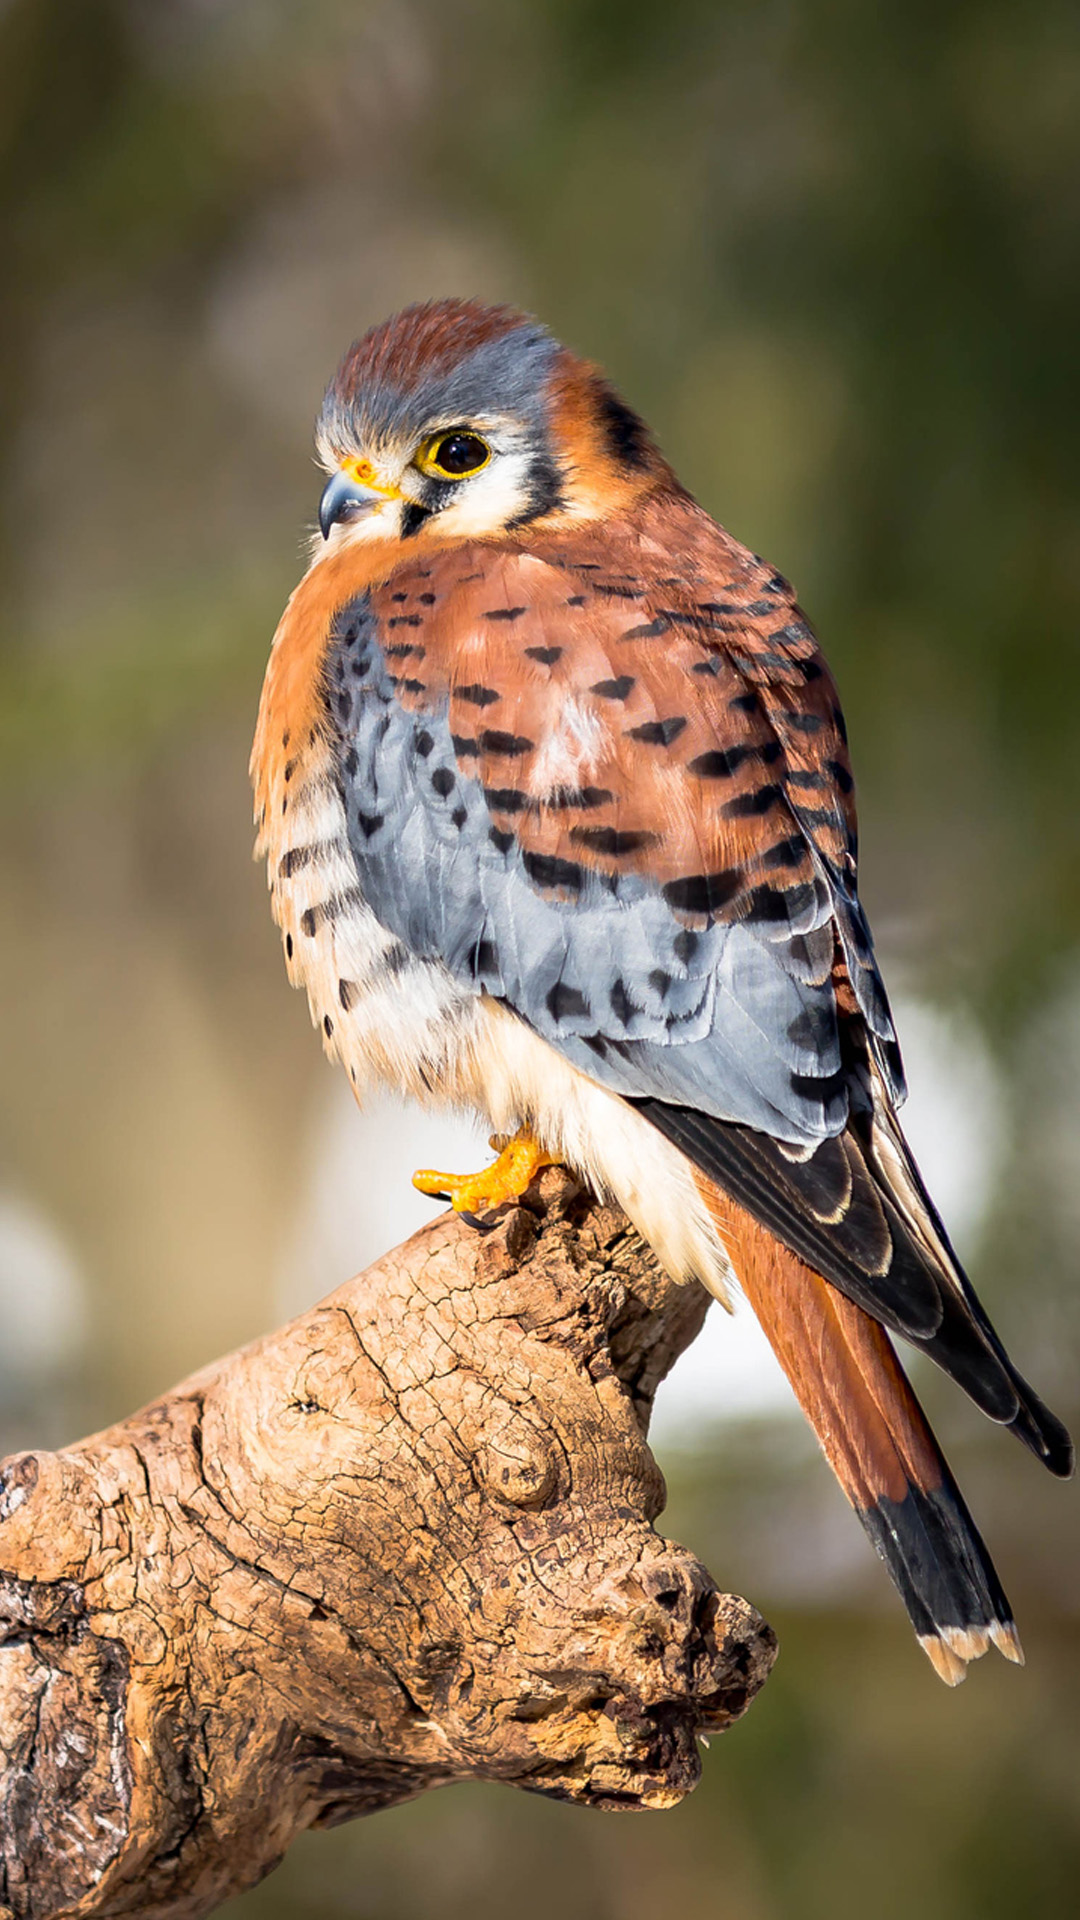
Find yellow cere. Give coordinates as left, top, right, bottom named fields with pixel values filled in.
left=339, top=455, right=400, bottom=497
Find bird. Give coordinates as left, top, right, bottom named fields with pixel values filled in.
left=252, top=297, right=1073, bottom=1685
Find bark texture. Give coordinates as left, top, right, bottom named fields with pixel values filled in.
left=0, top=1172, right=776, bottom=1920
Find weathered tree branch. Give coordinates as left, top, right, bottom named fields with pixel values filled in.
left=0, top=1172, right=776, bottom=1920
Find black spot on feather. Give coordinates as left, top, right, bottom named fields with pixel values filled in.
left=484, top=787, right=533, bottom=814
left=569, top=826, right=657, bottom=855
left=663, top=870, right=741, bottom=916
left=479, top=729, right=533, bottom=756
left=688, top=746, right=750, bottom=779
left=793, top=803, right=845, bottom=835
left=622, top=616, right=671, bottom=639
left=610, top=978, right=636, bottom=1026
left=455, top=684, right=501, bottom=707
left=723, top=784, right=783, bottom=818
left=786, top=1005, right=834, bottom=1051
left=547, top=981, right=590, bottom=1021
left=762, top=834, right=809, bottom=870
left=523, top=851, right=584, bottom=893
left=629, top=717, right=686, bottom=746
left=742, top=880, right=821, bottom=924
left=590, top=676, right=635, bottom=700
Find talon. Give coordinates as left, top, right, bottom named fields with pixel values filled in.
left=412, top=1129, right=558, bottom=1214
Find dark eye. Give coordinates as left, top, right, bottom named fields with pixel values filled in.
left=420, top=431, right=491, bottom=479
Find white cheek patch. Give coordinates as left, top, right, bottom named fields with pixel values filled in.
left=431, top=447, right=536, bottom=539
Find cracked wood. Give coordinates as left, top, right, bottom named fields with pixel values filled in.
left=0, top=1172, right=776, bottom=1920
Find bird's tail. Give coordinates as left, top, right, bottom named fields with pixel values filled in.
left=699, top=1178, right=1023, bottom=1684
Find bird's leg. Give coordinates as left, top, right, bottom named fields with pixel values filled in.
left=413, top=1130, right=558, bottom=1215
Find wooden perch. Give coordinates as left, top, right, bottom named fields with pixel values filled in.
left=0, top=1171, right=776, bottom=1920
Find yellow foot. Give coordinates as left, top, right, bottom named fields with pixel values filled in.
left=412, top=1131, right=558, bottom=1215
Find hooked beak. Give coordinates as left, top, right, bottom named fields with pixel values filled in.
left=318, top=463, right=400, bottom=539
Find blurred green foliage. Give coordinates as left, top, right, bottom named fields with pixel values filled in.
left=3, top=0, right=1078, bottom=1006
left=1, top=1, right=1078, bottom=1914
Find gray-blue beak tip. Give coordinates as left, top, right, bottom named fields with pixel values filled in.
left=319, top=469, right=384, bottom=539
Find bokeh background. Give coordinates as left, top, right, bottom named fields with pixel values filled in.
left=2, top=1, right=1079, bottom=1914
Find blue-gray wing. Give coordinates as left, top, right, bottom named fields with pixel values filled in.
left=324, top=509, right=902, bottom=1145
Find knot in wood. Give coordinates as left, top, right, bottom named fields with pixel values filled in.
left=465, top=1404, right=557, bottom=1508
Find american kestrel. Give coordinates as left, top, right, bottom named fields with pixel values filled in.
left=252, top=299, right=1072, bottom=1684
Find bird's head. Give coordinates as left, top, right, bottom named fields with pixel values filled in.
left=314, top=298, right=671, bottom=553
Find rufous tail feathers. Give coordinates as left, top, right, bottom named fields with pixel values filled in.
left=698, top=1177, right=1023, bottom=1685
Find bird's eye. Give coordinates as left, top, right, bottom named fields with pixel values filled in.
left=417, top=431, right=491, bottom=479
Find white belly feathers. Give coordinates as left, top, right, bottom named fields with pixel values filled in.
left=263, top=739, right=734, bottom=1305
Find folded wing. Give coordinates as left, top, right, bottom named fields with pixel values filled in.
left=324, top=487, right=1072, bottom=1472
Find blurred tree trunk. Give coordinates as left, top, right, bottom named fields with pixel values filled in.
left=0, top=1172, right=775, bottom=1920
